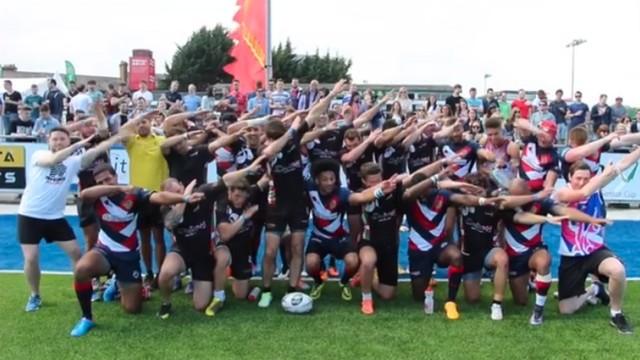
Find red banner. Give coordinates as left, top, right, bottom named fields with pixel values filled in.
left=224, top=0, right=268, bottom=93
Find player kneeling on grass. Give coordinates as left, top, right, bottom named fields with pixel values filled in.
left=553, top=148, right=640, bottom=335
left=70, top=164, right=204, bottom=337
left=305, top=159, right=379, bottom=302
left=403, top=168, right=503, bottom=320
left=156, top=178, right=225, bottom=319
left=208, top=173, right=268, bottom=316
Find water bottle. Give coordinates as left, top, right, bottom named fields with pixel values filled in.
left=267, top=180, right=276, bottom=207
left=247, top=287, right=262, bottom=302
left=424, top=287, right=434, bottom=315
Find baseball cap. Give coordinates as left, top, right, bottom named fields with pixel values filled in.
left=539, top=120, right=557, bottom=139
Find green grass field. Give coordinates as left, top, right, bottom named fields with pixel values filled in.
left=1, top=274, right=638, bottom=360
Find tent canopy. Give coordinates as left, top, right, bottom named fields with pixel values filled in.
left=0, top=73, right=69, bottom=97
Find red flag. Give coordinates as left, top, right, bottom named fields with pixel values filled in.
left=225, top=0, right=268, bottom=93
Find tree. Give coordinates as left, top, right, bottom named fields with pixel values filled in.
left=272, top=40, right=351, bottom=83
left=163, top=25, right=234, bottom=90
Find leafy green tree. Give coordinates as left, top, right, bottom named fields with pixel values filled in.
left=163, top=25, right=234, bottom=90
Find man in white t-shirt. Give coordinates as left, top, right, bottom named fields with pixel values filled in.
left=132, top=80, right=154, bottom=105
left=18, top=126, right=124, bottom=313
left=69, top=84, right=93, bottom=115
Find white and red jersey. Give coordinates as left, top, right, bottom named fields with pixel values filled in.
left=518, top=136, right=560, bottom=192
left=560, top=191, right=606, bottom=257
left=405, top=189, right=451, bottom=252
left=501, top=198, right=556, bottom=256
left=95, top=188, right=151, bottom=252
left=560, top=144, right=608, bottom=182
left=306, top=181, right=350, bottom=240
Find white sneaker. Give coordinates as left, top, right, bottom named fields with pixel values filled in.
left=490, top=303, right=503, bottom=321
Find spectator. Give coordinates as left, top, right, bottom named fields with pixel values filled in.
left=132, top=80, right=153, bottom=105
left=611, top=97, right=627, bottom=125
left=465, top=118, right=483, bottom=143
left=106, top=82, right=131, bottom=116
left=2, top=80, right=22, bottom=135
left=619, top=115, right=637, bottom=134
left=498, top=91, right=511, bottom=120
left=482, top=88, right=499, bottom=116
left=389, top=101, right=404, bottom=125
left=289, top=78, right=302, bottom=109
left=590, top=94, right=612, bottom=132
left=269, top=79, right=290, bottom=116
left=9, top=105, right=35, bottom=138
left=550, top=89, right=568, bottom=143
left=67, top=80, right=79, bottom=97
left=530, top=99, right=556, bottom=128
left=247, top=88, right=269, bottom=116
left=445, top=84, right=463, bottom=114
left=531, top=89, right=547, bottom=112
left=566, top=90, right=589, bottom=130
left=70, top=85, right=93, bottom=115
left=201, top=86, right=216, bottom=111
left=467, top=87, right=484, bottom=114
left=86, top=80, right=103, bottom=114
left=265, top=79, right=275, bottom=99
left=32, top=104, right=60, bottom=140
left=109, top=102, right=129, bottom=134
left=183, top=84, right=201, bottom=112
left=298, top=79, right=321, bottom=110
left=458, top=99, right=469, bottom=124
left=130, top=97, right=149, bottom=118
left=165, top=80, right=183, bottom=106
left=511, top=89, right=532, bottom=119
left=425, top=94, right=439, bottom=115
left=24, top=84, right=44, bottom=120
left=44, top=79, right=65, bottom=120
left=396, top=87, right=413, bottom=114
left=229, top=79, right=247, bottom=114
left=347, top=91, right=363, bottom=118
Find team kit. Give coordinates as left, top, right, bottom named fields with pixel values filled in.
left=15, top=80, right=638, bottom=337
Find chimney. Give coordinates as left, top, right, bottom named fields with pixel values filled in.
left=119, top=61, right=128, bottom=84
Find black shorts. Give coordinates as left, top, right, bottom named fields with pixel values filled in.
left=265, top=204, right=309, bottom=235
left=508, top=245, right=548, bottom=279
left=558, top=247, right=617, bottom=300
left=408, top=242, right=449, bottom=281
left=306, top=236, right=356, bottom=260
left=219, top=239, right=252, bottom=281
left=138, top=202, right=164, bottom=229
left=358, top=239, right=398, bottom=286
left=171, top=245, right=214, bottom=282
left=76, top=197, right=97, bottom=228
left=18, top=214, right=76, bottom=245
left=95, top=245, right=142, bottom=283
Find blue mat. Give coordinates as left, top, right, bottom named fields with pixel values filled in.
left=0, top=215, right=638, bottom=277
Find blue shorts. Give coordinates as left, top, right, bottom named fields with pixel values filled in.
left=462, top=247, right=501, bottom=281
left=408, top=242, right=449, bottom=280
left=95, top=245, right=142, bottom=283
left=508, top=245, right=548, bottom=279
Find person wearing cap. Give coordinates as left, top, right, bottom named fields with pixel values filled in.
left=513, top=118, right=560, bottom=192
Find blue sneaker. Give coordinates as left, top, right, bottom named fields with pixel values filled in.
left=25, top=294, right=41, bottom=312
left=70, top=317, right=96, bottom=337
left=102, top=279, right=118, bottom=302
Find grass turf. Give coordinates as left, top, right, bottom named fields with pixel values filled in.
left=0, top=274, right=638, bottom=360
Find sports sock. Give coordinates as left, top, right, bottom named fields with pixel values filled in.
left=287, top=285, right=296, bottom=293
left=262, top=286, right=271, bottom=293
left=74, top=280, right=93, bottom=320
left=611, top=308, right=622, bottom=317
left=447, top=265, right=464, bottom=301
left=340, top=266, right=356, bottom=285
left=214, top=290, right=226, bottom=302
left=492, top=299, right=502, bottom=306
left=309, top=267, right=323, bottom=285
left=362, top=292, right=372, bottom=301
left=534, top=273, right=551, bottom=307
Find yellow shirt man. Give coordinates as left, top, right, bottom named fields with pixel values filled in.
left=125, top=134, right=168, bottom=191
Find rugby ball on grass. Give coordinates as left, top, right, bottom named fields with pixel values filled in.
left=281, top=292, right=313, bottom=314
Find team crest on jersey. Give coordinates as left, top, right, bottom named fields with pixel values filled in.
left=122, top=199, right=133, bottom=211
left=327, top=197, right=338, bottom=211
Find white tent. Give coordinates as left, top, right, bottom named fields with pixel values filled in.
left=0, top=73, right=69, bottom=98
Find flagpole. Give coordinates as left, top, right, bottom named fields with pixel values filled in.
left=265, top=0, right=272, bottom=83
